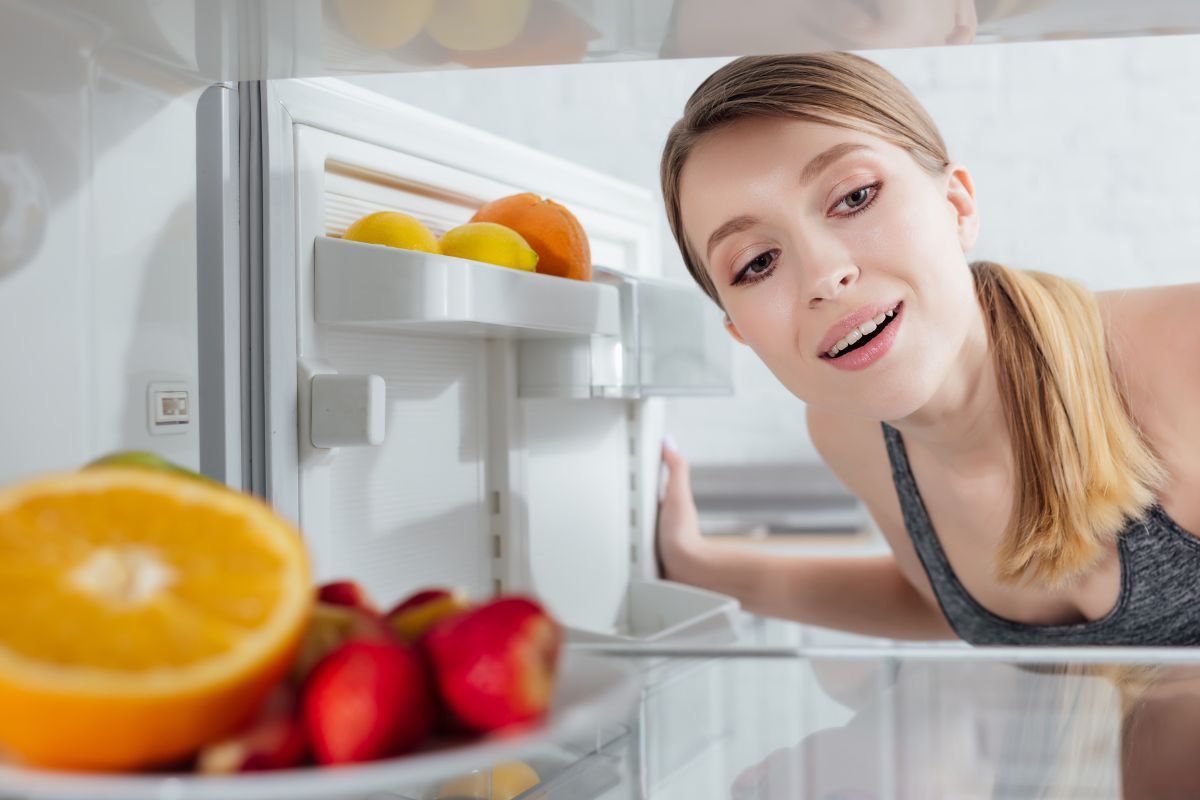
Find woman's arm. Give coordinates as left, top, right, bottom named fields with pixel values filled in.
left=657, top=443, right=956, bottom=641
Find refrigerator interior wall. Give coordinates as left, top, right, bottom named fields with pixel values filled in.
left=262, top=79, right=667, bottom=633
left=0, top=2, right=206, bottom=484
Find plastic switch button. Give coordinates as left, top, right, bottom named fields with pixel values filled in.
left=310, top=373, right=386, bottom=449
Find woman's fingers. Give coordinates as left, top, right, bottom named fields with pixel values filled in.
left=657, top=436, right=703, bottom=581
left=660, top=438, right=692, bottom=501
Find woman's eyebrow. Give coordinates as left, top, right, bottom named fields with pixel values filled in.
left=703, top=143, right=872, bottom=262
left=798, top=142, right=871, bottom=186
left=705, top=215, right=759, bottom=262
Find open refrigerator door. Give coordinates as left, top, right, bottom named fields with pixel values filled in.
left=222, top=76, right=740, bottom=647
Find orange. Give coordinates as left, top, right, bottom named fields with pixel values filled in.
left=0, top=467, right=312, bottom=771
left=469, top=193, right=592, bottom=281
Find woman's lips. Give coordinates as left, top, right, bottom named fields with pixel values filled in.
left=821, top=301, right=903, bottom=371
left=817, top=300, right=903, bottom=356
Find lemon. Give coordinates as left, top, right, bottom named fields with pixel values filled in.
left=437, top=760, right=540, bottom=800
left=439, top=222, right=538, bottom=272
left=334, top=0, right=434, bottom=49
left=425, top=0, right=532, bottom=52
left=343, top=211, right=440, bottom=254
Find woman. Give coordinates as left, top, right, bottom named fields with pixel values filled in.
left=655, top=52, right=1200, bottom=645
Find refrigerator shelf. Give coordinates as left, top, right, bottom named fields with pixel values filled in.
left=0, top=652, right=640, bottom=800
left=315, top=237, right=621, bottom=339
left=567, top=578, right=740, bottom=646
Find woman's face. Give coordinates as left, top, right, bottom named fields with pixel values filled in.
left=678, top=118, right=980, bottom=420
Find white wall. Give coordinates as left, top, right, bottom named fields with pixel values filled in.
left=349, top=34, right=1200, bottom=466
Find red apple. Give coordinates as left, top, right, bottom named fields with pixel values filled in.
left=316, top=579, right=378, bottom=613
left=422, top=596, right=562, bottom=733
left=196, top=686, right=308, bottom=773
left=302, top=638, right=434, bottom=764
left=385, top=587, right=472, bottom=643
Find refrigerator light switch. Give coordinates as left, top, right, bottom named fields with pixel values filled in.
left=310, top=373, right=386, bottom=449
left=147, top=382, right=191, bottom=435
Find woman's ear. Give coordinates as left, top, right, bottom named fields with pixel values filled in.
left=945, top=163, right=979, bottom=252
left=723, top=314, right=746, bottom=345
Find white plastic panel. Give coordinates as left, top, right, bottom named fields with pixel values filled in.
left=0, top=5, right=90, bottom=481
left=523, top=397, right=631, bottom=634
left=0, top=3, right=207, bottom=484
left=308, top=329, right=492, bottom=608
left=314, top=236, right=621, bottom=338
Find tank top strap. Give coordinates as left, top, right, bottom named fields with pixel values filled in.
left=879, top=421, right=977, bottom=633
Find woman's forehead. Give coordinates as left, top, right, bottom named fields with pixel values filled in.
left=678, top=120, right=899, bottom=249
left=683, top=118, right=894, bottom=187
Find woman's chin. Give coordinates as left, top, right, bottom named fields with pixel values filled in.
left=803, top=372, right=936, bottom=422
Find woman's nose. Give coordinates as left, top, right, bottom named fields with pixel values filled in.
left=804, top=262, right=859, bottom=309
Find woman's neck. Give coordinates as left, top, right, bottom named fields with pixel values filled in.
left=890, top=305, right=1010, bottom=476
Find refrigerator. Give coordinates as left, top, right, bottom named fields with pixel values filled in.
left=3, top=1, right=1200, bottom=798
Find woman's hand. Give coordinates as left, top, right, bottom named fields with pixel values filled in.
left=656, top=439, right=707, bottom=582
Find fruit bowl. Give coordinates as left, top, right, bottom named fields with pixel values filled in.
left=0, top=652, right=640, bottom=800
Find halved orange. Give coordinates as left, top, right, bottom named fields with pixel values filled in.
left=0, top=467, right=312, bottom=771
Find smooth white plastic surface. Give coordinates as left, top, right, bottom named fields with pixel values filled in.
left=314, top=237, right=620, bottom=339
left=0, top=652, right=640, bottom=800
left=309, top=372, right=386, bottom=448
left=567, top=578, right=741, bottom=645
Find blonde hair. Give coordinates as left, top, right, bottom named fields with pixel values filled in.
left=660, top=54, right=1164, bottom=588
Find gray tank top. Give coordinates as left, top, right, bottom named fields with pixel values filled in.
left=881, top=422, right=1200, bottom=646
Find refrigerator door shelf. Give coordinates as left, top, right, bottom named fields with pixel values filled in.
left=599, top=268, right=733, bottom=398
left=518, top=267, right=733, bottom=399
left=314, top=236, right=621, bottom=340
left=567, top=578, right=740, bottom=646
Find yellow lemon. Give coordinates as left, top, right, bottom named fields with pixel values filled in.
left=439, top=222, right=538, bottom=272
left=426, top=0, right=533, bottom=51
left=343, top=211, right=440, bottom=254
left=334, top=0, right=435, bottom=49
left=437, top=760, right=540, bottom=800
left=0, top=468, right=312, bottom=770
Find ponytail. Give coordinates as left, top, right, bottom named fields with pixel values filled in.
left=971, top=261, right=1165, bottom=588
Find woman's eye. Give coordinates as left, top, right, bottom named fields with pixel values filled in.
left=845, top=187, right=870, bottom=208
left=833, top=181, right=881, bottom=215
left=733, top=250, right=778, bottom=285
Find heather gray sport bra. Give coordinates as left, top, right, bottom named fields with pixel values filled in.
left=881, top=422, right=1200, bottom=646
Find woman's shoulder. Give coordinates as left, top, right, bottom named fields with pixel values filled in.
left=1097, top=282, right=1200, bottom=466
left=1097, top=282, right=1200, bottom=386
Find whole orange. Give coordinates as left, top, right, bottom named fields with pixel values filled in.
left=469, top=193, right=591, bottom=281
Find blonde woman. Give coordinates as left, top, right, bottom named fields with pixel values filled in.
left=656, top=53, right=1200, bottom=645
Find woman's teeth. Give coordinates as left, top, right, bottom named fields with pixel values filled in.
left=827, top=307, right=897, bottom=358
